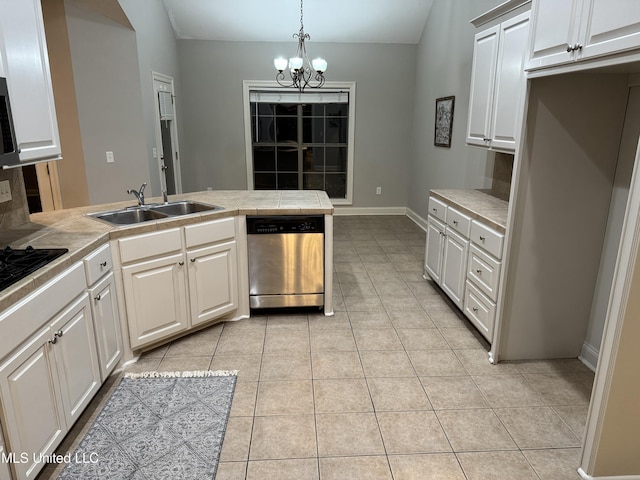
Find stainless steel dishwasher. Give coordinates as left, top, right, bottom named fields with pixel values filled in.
left=246, top=215, right=324, bottom=308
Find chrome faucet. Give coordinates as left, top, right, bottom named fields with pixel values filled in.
left=127, top=182, right=147, bottom=206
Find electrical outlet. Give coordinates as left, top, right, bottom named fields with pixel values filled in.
left=0, top=180, right=12, bottom=203
left=106, top=151, right=115, bottom=163
left=376, top=187, right=382, bottom=195
left=152, top=148, right=157, bottom=159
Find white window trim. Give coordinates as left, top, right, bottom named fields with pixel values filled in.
left=242, top=80, right=356, bottom=205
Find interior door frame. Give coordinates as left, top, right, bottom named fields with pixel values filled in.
left=152, top=72, right=182, bottom=195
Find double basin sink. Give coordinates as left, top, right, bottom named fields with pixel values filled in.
left=89, top=200, right=224, bottom=226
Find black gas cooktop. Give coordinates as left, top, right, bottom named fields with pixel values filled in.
left=0, top=246, right=68, bottom=291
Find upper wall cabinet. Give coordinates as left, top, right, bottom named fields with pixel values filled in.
left=467, top=10, right=530, bottom=152
left=527, top=0, right=640, bottom=71
left=0, top=0, right=62, bottom=164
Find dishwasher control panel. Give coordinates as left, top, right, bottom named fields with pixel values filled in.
left=246, top=215, right=325, bottom=234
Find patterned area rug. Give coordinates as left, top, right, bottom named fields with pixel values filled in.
left=58, top=370, right=237, bottom=480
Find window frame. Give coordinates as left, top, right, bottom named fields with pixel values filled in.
left=242, top=80, right=356, bottom=205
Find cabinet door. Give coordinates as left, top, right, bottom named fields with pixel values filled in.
left=187, top=241, right=238, bottom=327
left=424, top=216, right=446, bottom=284
left=0, top=328, right=66, bottom=480
left=0, top=0, right=61, bottom=162
left=490, top=12, right=530, bottom=151
left=0, top=426, right=11, bottom=480
left=89, top=272, right=123, bottom=380
left=466, top=25, right=500, bottom=147
left=122, top=253, right=188, bottom=349
left=441, top=228, right=469, bottom=308
left=526, top=0, right=584, bottom=70
left=50, top=294, right=101, bottom=428
left=579, top=0, right=640, bottom=60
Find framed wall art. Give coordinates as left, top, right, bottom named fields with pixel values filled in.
left=434, top=96, right=455, bottom=148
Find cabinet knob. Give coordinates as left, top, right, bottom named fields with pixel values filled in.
left=100, top=261, right=108, bottom=267
left=190, top=258, right=196, bottom=263
left=453, top=220, right=458, bottom=225
left=432, top=208, right=437, bottom=212
left=566, top=43, right=573, bottom=53
left=575, top=43, right=583, bottom=51
left=476, top=269, right=482, bottom=274
left=479, top=236, right=486, bottom=241
left=55, top=330, right=64, bottom=338
left=178, top=261, right=184, bottom=266
left=94, top=294, right=102, bottom=301
left=48, top=337, right=57, bottom=345
left=472, top=307, right=479, bottom=313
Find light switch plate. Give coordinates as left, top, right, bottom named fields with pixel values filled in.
left=106, top=151, right=114, bottom=163
left=0, top=180, right=12, bottom=203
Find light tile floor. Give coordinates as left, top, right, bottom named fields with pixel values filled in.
left=38, top=215, right=594, bottom=479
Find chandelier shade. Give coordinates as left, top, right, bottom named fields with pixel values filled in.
left=274, top=0, right=327, bottom=92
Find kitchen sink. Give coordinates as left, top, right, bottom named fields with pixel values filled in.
left=148, top=201, right=224, bottom=216
left=88, top=201, right=223, bottom=225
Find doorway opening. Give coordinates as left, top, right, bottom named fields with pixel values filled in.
left=153, top=72, right=182, bottom=195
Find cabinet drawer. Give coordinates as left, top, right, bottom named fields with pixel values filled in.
left=84, top=243, right=113, bottom=286
left=464, top=280, right=496, bottom=341
left=428, top=197, right=447, bottom=222
left=470, top=220, right=504, bottom=259
left=118, top=228, right=182, bottom=264
left=446, top=207, right=471, bottom=237
left=184, top=217, right=235, bottom=249
left=467, top=244, right=501, bottom=302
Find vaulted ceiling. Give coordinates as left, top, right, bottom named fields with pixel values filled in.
left=161, top=0, right=434, bottom=44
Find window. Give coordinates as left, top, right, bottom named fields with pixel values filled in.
left=243, top=83, right=355, bottom=204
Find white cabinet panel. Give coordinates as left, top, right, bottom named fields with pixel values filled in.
left=464, top=280, right=496, bottom=341
left=467, top=244, right=502, bottom=302
left=580, top=0, right=640, bottom=60
left=50, top=294, right=101, bottom=428
left=188, top=241, right=238, bottom=326
left=441, top=228, right=469, bottom=308
left=470, top=220, right=504, bottom=259
left=0, top=328, right=65, bottom=480
left=123, top=253, right=188, bottom=349
left=0, top=0, right=61, bottom=163
left=427, top=197, right=448, bottom=223
left=424, top=216, right=446, bottom=284
left=89, top=272, right=122, bottom=380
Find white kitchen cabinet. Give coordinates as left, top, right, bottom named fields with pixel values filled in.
left=0, top=423, right=11, bottom=479
left=187, top=241, right=238, bottom=327
left=89, top=272, right=122, bottom=380
left=441, top=227, right=469, bottom=308
left=527, top=0, right=640, bottom=71
left=0, top=0, right=61, bottom=164
left=0, top=328, right=65, bottom=480
left=467, top=11, right=530, bottom=151
left=424, top=215, right=446, bottom=284
left=122, top=252, right=188, bottom=349
left=48, top=294, right=101, bottom=428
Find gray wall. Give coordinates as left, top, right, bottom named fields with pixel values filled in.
left=407, top=0, right=506, bottom=218
left=177, top=40, right=416, bottom=207
left=65, top=0, right=149, bottom=205
left=119, top=0, right=183, bottom=197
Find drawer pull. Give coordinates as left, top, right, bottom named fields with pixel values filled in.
left=48, top=337, right=57, bottom=345
left=190, top=258, right=197, bottom=263
left=472, top=307, right=479, bottom=313
left=479, top=236, right=486, bottom=241
left=54, top=330, right=64, bottom=338
left=432, top=208, right=437, bottom=212
left=100, top=261, right=108, bottom=267
left=178, top=261, right=184, bottom=266
left=476, top=269, right=482, bottom=274
left=453, top=220, right=458, bottom=225
left=94, top=294, right=102, bottom=301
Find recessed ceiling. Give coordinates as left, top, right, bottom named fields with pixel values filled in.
left=162, top=0, right=434, bottom=44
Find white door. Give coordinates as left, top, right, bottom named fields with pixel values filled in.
left=425, top=216, right=446, bottom=283
left=526, top=0, right=584, bottom=70
left=0, top=328, right=66, bottom=480
left=490, top=12, right=530, bottom=151
left=441, top=228, right=469, bottom=308
left=579, top=0, right=640, bottom=60
left=122, top=253, right=188, bottom=349
left=153, top=72, right=182, bottom=195
left=50, top=294, right=101, bottom=428
left=89, top=272, right=123, bottom=380
left=188, top=241, right=238, bottom=326
left=466, top=25, right=500, bottom=147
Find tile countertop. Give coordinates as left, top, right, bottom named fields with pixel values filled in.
left=430, top=189, right=509, bottom=233
left=0, top=190, right=333, bottom=312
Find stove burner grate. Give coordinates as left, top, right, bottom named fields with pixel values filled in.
left=0, top=246, right=69, bottom=291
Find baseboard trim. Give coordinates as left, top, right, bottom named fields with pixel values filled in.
left=578, top=467, right=640, bottom=480
left=406, top=207, right=428, bottom=231
left=333, top=206, right=407, bottom=216
left=579, top=342, right=599, bottom=372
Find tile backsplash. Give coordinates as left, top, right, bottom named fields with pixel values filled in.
left=0, top=168, right=30, bottom=230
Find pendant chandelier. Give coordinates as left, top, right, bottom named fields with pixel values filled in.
left=273, top=0, right=327, bottom=92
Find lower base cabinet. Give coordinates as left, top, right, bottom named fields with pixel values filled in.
left=0, top=293, right=101, bottom=480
